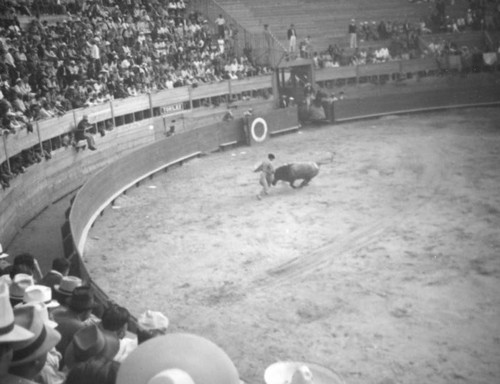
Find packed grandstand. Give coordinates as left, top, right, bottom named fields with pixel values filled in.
left=1, top=0, right=500, bottom=383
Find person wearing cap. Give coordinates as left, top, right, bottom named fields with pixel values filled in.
left=40, top=258, right=70, bottom=297
left=0, top=282, right=36, bottom=383
left=254, top=153, right=276, bottom=200
left=51, top=286, right=97, bottom=357
left=75, top=115, right=97, bottom=151
left=9, top=304, right=61, bottom=382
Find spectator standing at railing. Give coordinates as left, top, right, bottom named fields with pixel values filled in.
left=349, top=19, right=358, bottom=49
left=263, top=24, right=273, bottom=53
left=215, top=14, right=226, bottom=39
left=287, top=23, right=298, bottom=54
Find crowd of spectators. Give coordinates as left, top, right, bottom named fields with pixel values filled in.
left=0, top=0, right=271, bottom=189
left=0, top=250, right=242, bottom=384
left=311, top=0, right=500, bottom=69
left=310, top=18, right=425, bottom=69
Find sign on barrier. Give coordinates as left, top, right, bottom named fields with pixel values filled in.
left=161, top=103, right=184, bottom=115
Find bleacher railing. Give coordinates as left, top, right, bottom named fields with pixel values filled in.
left=0, top=76, right=273, bottom=167
left=2, top=52, right=499, bottom=168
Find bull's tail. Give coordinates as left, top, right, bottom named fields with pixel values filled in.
left=316, top=151, right=335, bottom=166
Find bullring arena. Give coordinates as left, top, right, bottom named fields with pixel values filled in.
left=83, top=108, right=500, bottom=384
left=2, top=0, right=500, bottom=383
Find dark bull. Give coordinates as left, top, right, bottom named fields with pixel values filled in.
left=272, top=162, right=320, bottom=189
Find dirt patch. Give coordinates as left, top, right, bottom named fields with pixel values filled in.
left=85, top=108, right=500, bottom=384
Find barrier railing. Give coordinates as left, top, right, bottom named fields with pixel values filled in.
left=2, top=54, right=499, bottom=172
left=0, top=76, right=273, bottom=165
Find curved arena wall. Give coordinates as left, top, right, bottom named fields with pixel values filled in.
left=0, top=76, right=273, bottom=249
left=1, top=72, right=500, bottom=313
left=66, top=78, right=500, bottom=303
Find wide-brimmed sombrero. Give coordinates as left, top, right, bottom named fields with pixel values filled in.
left=264, top=361, right=345, bottom=384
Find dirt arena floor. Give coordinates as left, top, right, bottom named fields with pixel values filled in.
left=85, top=108, right=500, bottom=384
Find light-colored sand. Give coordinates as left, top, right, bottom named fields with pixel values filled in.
left=85, top=108, right=500, bottom=384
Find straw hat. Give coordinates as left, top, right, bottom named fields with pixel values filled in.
left=148, top=369, right=195, bottom=384
left=11, top=304, right=61, bottom=366
left=138, top=310, right=169, bottom=332
left=22, top=285, right=60, bottom=308
left=117, top=333, right=240, bottom=384
left=264, top=361, right=345, bottom=384
left=54, top=276, right=82, bottom=297
left=0, top=282, right=34, bottom=343
left=10, top=274, right=35, bottom=302
left=16, top=302, right=58, bottom=329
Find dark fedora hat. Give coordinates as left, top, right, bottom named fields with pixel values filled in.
left=68, top=286, right=97, bottom=312
left=64, top=323, right=119, bottom=369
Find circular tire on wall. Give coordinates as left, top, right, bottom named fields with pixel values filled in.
left=250, top=117, right=268, bottom=143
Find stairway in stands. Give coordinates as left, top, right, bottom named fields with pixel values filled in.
left=215, top=0, right=469, bottom=52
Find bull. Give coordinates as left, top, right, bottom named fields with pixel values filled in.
left=272, top=161, right=320, bottom=189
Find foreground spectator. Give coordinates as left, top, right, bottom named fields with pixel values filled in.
left=65, top=357, right=119, bottom=384
left=117, top=333, right=241, bottom=384
left=51, top=286, right=97, bottom=358
left=9, top=304, right=61, bottom=381
left=0, top=282, right=36, bottom=384
left=64, top=323, right=119, bottom=370
left=53, top=275, right=83, bottom=306
left=101, top=303, right=136, bottom=362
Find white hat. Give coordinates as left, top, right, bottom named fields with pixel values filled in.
left=11, top=304, right=61, bottom=366
left=54, top=275, right=83, bottom=296
left=10, top=274, right=35, bottom=302
left=0, top=243, right=8, bottom=259
left=147, top=369, right=195, bottom=384
left=0, top=282, right=34, bottom=343
left=138, top=310, right=169, bottom=331
left=16, top=302, right=58, bottom=329
left=264, top=361, right=345, bottom=384
left=23, top=285, right=60, bottom=308
left=117, top=333, right=240, bottom=384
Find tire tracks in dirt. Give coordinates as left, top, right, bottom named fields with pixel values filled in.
left=249, top=133, right=450, bottom=291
